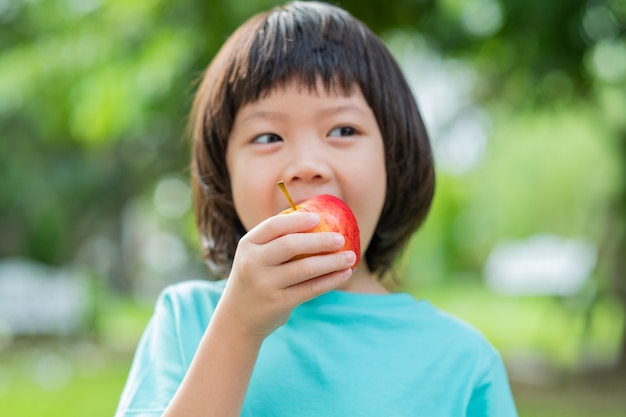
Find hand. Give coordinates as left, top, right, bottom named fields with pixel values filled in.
left=214, top=211, right=357, bottom=341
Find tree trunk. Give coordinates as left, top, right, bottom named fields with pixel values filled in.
left=612, top=130, right=626, bottom=373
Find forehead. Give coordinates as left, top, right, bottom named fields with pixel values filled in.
left=236, top=73, right=359, bottom=111
left=234, top=79, right=368, bottom=119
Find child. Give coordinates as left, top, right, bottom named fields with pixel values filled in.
left=115, top=1, right=518, bottom=416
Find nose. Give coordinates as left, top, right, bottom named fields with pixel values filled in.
left=282, top=141, right=332, bottom=186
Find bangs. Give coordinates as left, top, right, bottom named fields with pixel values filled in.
left=227, top=3, right=369, bottom=107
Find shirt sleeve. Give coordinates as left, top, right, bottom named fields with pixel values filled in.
left=466, top=352, right=518, bottom=417
left=114, top=289, right=188, bottom=417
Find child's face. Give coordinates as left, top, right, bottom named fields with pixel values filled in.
left=226, top=81, right=386, bottom=272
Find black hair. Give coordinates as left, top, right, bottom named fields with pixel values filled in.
left=190, top=1, right=435, bottom=278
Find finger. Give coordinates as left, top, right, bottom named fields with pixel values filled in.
left=244, top=212, right=320, bottom=245
left=285, top=266, right=353, bottom=305
left=276, top=250, right=357, bottom=288
left=262, top=231, right=346, bottom=266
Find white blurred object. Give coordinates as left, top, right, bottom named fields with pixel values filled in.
left=484, top=235, right=597, bottom=296
left=388, top=33, right=489, bottom=175
left=0, top=258, right=89, bottom=336
left=141, top=231, right=188, bottom=273
left=153, top=176, right=191, bottom=219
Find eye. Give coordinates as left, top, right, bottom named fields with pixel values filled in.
left=328, top=126, right=357, bottom=137
left=252, top=133, right=283, bottom=144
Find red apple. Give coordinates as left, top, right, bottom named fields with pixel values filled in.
left=278, top=182, right=360, bottom=269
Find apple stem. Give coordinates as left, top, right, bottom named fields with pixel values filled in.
left=277, top=181, right=297, bottom=211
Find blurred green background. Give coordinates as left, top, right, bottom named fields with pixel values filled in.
left=1, top=0, right=625, bottom=415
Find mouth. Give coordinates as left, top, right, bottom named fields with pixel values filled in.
left=277, top=181, right=343, bottom=211
left=291, top=193, right=336, bottom=206
left=291, top=196, right=312, bottom=206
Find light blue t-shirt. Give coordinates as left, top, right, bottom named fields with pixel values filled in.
left=115, top=279, right=518, bottom=416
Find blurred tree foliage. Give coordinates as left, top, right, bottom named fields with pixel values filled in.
left=0, top=0, right=625, bottom=366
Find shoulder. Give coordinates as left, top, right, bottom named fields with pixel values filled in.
left=416, top=301, right=501, bottom=361
left=411, top=303, right=511, bottom=388
left=432, top=306, right=492, bottom=340
left=153, top=279, right=227, bottom=324
left=159, top=278, right=227, bottom=302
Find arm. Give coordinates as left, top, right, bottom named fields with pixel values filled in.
left=163, top=211, right=356, bottom=417
left=161, top=308, right=263, bottom=417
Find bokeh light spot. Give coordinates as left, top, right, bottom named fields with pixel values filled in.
left=153, top=177, right=191, bottom=219
left=462, top=0, right=503, bottom=37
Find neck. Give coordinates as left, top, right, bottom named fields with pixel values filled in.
left=336, top=266, right=389, bottom=294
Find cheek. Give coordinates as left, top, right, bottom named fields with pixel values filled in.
left=228, top=165, right=276, bottom=232
left=352, top=144, right=387, bottom=252
left=229, top=176, right=257, bottom=232
left=225, top=152, right=250, bottom=230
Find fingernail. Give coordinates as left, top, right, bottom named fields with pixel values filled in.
left=344, top=250, right=356, bottom=264
left=333, top=233, right=345, bottom=246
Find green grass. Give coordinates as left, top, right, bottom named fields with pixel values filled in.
left=0, top=295, right=151, bottom=417
left=512, top=375, right=626, bottom=417
left=0, top=286, right=624, bottom=417
left=403, top=282, right=624, bottom=371
left=403, top=282, right=626, bottom=416
left=2, top=342, right=625, bottom=417
left=0, top=343, right=132, bottom=417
